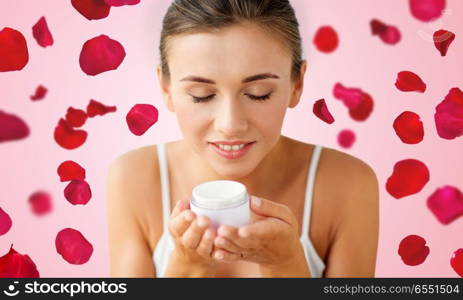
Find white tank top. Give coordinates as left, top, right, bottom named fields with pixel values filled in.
left=153, top=142, right=326, bottom=277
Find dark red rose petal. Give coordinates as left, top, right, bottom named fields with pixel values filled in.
left=30, top=85, right=48, bottom=101
left=54, top=118, right=87, bottom=150
left=32, top=16, right=53, bottom=48
left=333, top=83, right=363, bottom=109
left=313, top=26, right=338, bottom=53
left=337, top=129, right=356, bottom=149
left=0, top=244, right=40, bottom=277
left=409, top=0, right=446, bottom=22
left=370, top=19, right=388, bottom=35
left=433, top=29, right=455, bottom=56
left=370, top=19, right=401, bottom=45
left=393, top=111, right=424, bottom=144
left=0, top=27, right=28, bottom=72
left=58, top=161, right=86, bottom=182
left=64, top=179, right=92, bottom=205
left=104, top=0, right=140, bottom=6
left=29, top=191, right=52, bottom=216
left=451, top=248, right=463, bottom=277
left=0, top=110, right=30, bottom=142
left=395, top=71, right=426, bottom=93
left=398, top=235, right=430, bottom=266
left=71, top=0, right=111, bottom=20
left=0, top=207, right=12, bottom=235
left=313, top=99, right=334, bottom=124
left=55, top=228, right=93, bottom=265
left=126, top=104, right=158, bottom=136
left=386, top=159, right=430, bottom=199
left=434, top=87, right=463, bottom=140
left=427, top=186, right=463, bottom=225
left=349, top=93, right=374, bottom=121
left=65, top=107, right=88, bottom=128
left=86, top=99, right=117, bottom=117
left=79, top=35, right=126, bottom=76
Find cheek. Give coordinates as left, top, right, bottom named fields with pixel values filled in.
left=175, top=104, right=210, bottom=137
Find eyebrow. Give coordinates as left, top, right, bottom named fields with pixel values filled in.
left=179, top=73, right=280, bottom=84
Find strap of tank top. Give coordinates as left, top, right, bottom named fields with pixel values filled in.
left=157, top=143, right=171, bottom=232
left=301, top=145, right=323, bottom=237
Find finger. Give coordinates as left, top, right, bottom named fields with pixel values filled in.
left=169, top=209, right=196, bottom=238
left=250, top=196, right=296, bottom=226
left=212, top=248, right=240, bottom=263
left=170, top=197, right=190, bottom=219
left=214, top=236, right=242, bottom=254
left=181, top=215, right=210, bottom=249
left=217, top=224, right=257, bottom=249
left=196, top=228, right=216, bottom=259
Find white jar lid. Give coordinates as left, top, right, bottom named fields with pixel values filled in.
left=192, top=180, right=248, bottom=210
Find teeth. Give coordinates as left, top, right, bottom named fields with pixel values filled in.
left=217, top=143, right=246, bottom=151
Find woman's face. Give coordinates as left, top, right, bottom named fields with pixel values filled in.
left=157, top=22, right=306, bottom=178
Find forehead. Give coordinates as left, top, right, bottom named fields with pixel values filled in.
left=167, top=23, right=292, bottom=81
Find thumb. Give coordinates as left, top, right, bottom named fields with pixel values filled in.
left=249, top=195, right=294, bottom=225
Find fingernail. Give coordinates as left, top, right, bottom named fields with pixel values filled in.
left=239, top=227, right=250, bottom=238
left=252, top=196, right=261, bottom=208
left=197, top=217, right=207, bottom=228
left=215, top=252, right=224, bottom=260
left=185, top=211, right=193, bottom=221
left=205, top=230, right=212, bottom=239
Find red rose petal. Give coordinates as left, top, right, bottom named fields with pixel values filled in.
left=104, top=0, right=140, bottom=6
left=55, top=228, right=93, bottom=265
left=349, top=93, right=374, bottom=121
left=386, top=159, right=430, bottom=199
left=0, top=27, right=29, bottom=72
left=313, top=26, right=338, bottom=53
left=409, top=0, right=446, bottom=22
left=79, top=35, right=126, bottom=76
left=71, top=0, right=111, bottom=20
left=313, top=99, right=334, bottom=124
left=86, top=99, right=117, bottom=117
left=337, top=129, right=356, bottom=149
left=54, top=118, right=87, bottom=150
left=451, top=248, right=463, bottom=277
left=0, top=207, right=12, bottom=235
left=30, top=85, right=48, bottom=101
left=434, top=87, right=463, bottom=140
left=433, top=29, right=455, bottom=56
left=398, top=235, right=430, bottom=266
left=126, top=104, right=158, bottom=136
left=395, top=71, right=426, bottom=93
left=370, top=19, right=401, bottom=45
left=0, top=244, right=40, bottom=277
left=57, top=161, right=86, bottom=182
left=370, top=19, right=388, bottom=35
left=393, top=111, right=424, bottom=144
left=32, top=16, right=53, bottom=48
left=427, top=186, right=463, bottom=225
left=29, top=191, right=52, bottom=216
left=65, top=107, right=88, bottom=128
left=0, top=110, right=30, bottom=142
left=64, top=179, right=92, bottom=205
left=333, top=83, right=374, bottom=121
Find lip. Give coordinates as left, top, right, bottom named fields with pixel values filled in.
left=209, top=141, right=255, bottom=160
left=210, top=140, right=255, bottom=145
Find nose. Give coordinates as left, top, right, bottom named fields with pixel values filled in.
left=213, top=96, right=248, bottom=138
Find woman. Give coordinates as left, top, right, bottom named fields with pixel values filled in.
left=107, top=0, right=379, bottom=278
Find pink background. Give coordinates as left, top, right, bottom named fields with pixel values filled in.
left=0, top=0, right=462, bottom=277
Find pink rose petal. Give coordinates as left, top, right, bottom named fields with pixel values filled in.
left=79, top=35, right=126, bottom=76
left=86, top=99, right=117, bottom=117
left=104, top=0, right=140, bottom=6
left=0, top=110, right=30, bottom=142
left=395, top=71, right=426, bottom=93
left=393, top=111, right=424, bottom=144
left=313, top=99, right=334, bottom=124
left=434, top=87, right=463, bottom=140
left=313, top=26, right=338, bottom=53
left=409, top=0, right=446, bottom=22
left=398, top=235, right=430, bottom=266
left=126, top=104, right=158, bottom=136
left=55, top=228, right=93, bottom=265
left=32, top=16, right=53, bottom=47
left=433, top=29, right=455, bottom=56
left=57, top=161, right=86, bottom=182
left=30, top=85, right=48, bottom=101
left=64, top=179, right=92, bottom=205
left=0, top=207, right=12, bottom=235
left=337, top=129, right=356, bottom=149
left=0, top=27, right=29, bottom=72
left=451, top=248, right=463, bottom=277
left=333, top=83, right=374, bottom=121
left=54, top=118, right=87, bottom=150
left=427, top=186, right=463, bottom=225
left=0, top=244, right=40, bottom=277
left=65, top=107, right=88, bottom=128
left=71, top=0, right=111, bottom=20
left=386, top=159, right=430, bottom=199
left=29, top=191, right=52, bottom=216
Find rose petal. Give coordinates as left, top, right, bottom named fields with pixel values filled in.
left=57, top=161, right=86, bottom=182
left=0, top=111, right=30, bottom=143
left=349, top=92, right=374, bottom=121
left=0, top=244, right=40, bottom=277
left=71, top=0, right=111, bottom=20
left=395, top=71, right=426, bottom=93
left=55, top=228, right=93, bottom=265
left=370, top=19, right=388, bottom=35
left=32, top=16, right=53, bottom=47
left=64, top=179, right=92, bottom=205
left=333, top=83, right=363, bottom=109
left=313, top=99, right=334, bottom=124
left=313, top=26, right=338, bottom=53
left=427, top=186, right=463, bottom=225
left=398, top=235, right=430, bottom=266
left=65, top=107, right=88, bottom=128
left=386, top=159, right=430, bottom=199
left=393, top=111, right=424, bottom=144
left=0, top=27, right=29, bottom=72
left=79, top=35, right=126, bottom=76
left=29, top=191, right=52, bottom=216
left=433, top=29, right=455, bottom=56
left=30, top=85, right=48, bottom=101
left=53, top=118, right=87, bottom=150
left=409, top=0, right=446, bottom=22
left=126, top=104, right=158, bottom=136
left=451, top=248, right=463, bottom=277
left=104, top=0, right=140, bottom=6
left=434, top=87, right=463, bottom=140
left=86, top=99, right=117, bottom=117
left=337, top=129, right=356, bottom=148
left=0, top=207, right=12, bottom=235
left=370, top=19, right=401, bottom=45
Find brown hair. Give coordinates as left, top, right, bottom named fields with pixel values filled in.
left=159, top=0, right=303, bottom=82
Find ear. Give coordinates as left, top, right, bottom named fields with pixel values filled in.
left=156, top=64, right=175, bottom=112
left=288, top=60, right=308, bottom=109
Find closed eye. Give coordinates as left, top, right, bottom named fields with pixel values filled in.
left=191, top=92, right=273, bottom=103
